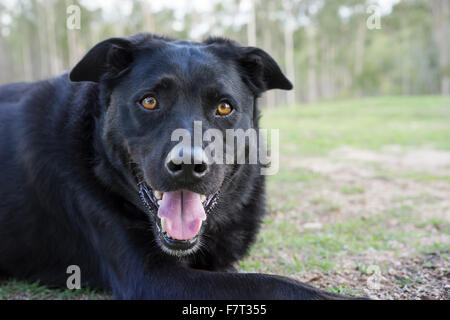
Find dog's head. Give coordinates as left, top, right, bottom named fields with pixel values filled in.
left=70, top=34, right=292, bottom=256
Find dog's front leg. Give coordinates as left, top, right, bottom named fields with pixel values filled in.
left=80, top=208, right=349, bottom=299
left=88, top=232, right=345, bottom=299
left=104, top=259, right=349, bottom=299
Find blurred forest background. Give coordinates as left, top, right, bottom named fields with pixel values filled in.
left=0, top=0, right=449, bottom=106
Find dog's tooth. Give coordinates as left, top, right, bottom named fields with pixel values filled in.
left=154, top=190, right=162, bottom=200
left=161, top=218, right=166, bottom=233
left=200, top=194, right=206, bottom=203
left=157, top=200, right=162, bottom=206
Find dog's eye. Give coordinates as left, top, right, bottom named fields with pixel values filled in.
left=140, top=96, right=158, bottom=110
left=216, top=102, right=232, bottom=116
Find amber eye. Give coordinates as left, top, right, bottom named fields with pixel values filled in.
left=140, top=96, right=158, bottom=110
left=217, top=102, right=232, bottom=116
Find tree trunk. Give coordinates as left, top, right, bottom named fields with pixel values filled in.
left=306, top=24, right=318, bottom=103
left=37, top=3, right=49, bottom=79
left=432, top=0, right=450, bottom=95
left=263, top=3, right=276, bottom=108
left=283, top=4, right=296, bottom=107
left=354, top=20, right=366, bottom=96
left=45, top=1, right=61, bottom=76
left=66, top=0, right=83, bottom=69
left=247, top=0, right=257, bottom=46
left=22, top=44, right=33, bottom=82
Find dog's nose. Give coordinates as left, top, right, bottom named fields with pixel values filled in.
left=165, top=145, right=209, bottom=179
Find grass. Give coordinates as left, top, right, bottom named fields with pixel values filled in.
left=239, top=205, right=426, bottom=274
left=0, top=279, right=108, bottom=300
left=419, top=242, right=450, bottom=255
left=327, top=283, right=360, bottom=296
left=2, top=96, right=450, bottom=299
left=374, top=168, right=450, bottom=183
left=268, top=166, right=325, bottom=183
left=395, top=277, right=421, bottom=287
left=261, top=96, right=450, bottom=156
left=340, top=186, right=365, bottom=195
left=400, top=172, right=450, bottom=183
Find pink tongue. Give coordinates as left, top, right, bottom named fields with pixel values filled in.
left=157, top=190, right=206, bottom=240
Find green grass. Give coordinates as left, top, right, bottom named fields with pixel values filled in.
left=395, top=277, right=421, bottom=287
left=415, top=218, right=450, bottom=233
left=340, top=186, right=365, bottom=195
left=400, top=172, right=450, bottom=183
left=374, top=168, right=450, bottom=183
left=0, top=279, right=109, bottom=300
left=268, top=167, right=325, bottom=183
left=327, top=283, right=360, bottom=297
left=239, top=205, right=426, bottom=274
left=262, top=96, right=450, bottom=156
left=419, top=242, right=450, bottom=255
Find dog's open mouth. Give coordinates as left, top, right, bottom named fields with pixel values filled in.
left=138, top=182, right=218, bottom=253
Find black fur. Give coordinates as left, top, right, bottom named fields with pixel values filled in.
left=0, top=34, right=348, bottom=299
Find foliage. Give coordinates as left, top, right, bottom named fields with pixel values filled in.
left=0, top=0, right=448, bottom=104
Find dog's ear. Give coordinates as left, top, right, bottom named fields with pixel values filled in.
left=237, top=46, right=293, bottom=92
left=205, top=38, right=293, bottom=93
left=70, top=37, right=134, bottom=83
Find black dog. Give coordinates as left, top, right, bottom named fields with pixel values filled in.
left=0, top=34, right=346, bottom=299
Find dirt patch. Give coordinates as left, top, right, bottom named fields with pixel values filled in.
left=294, top=253, right=449, bottom=300
left=278, top=146, right=450, bottom=225
left=333, top=146, right=450, bottom=172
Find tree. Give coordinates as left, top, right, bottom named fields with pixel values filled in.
left=432, top=0, right=450, bottom=95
